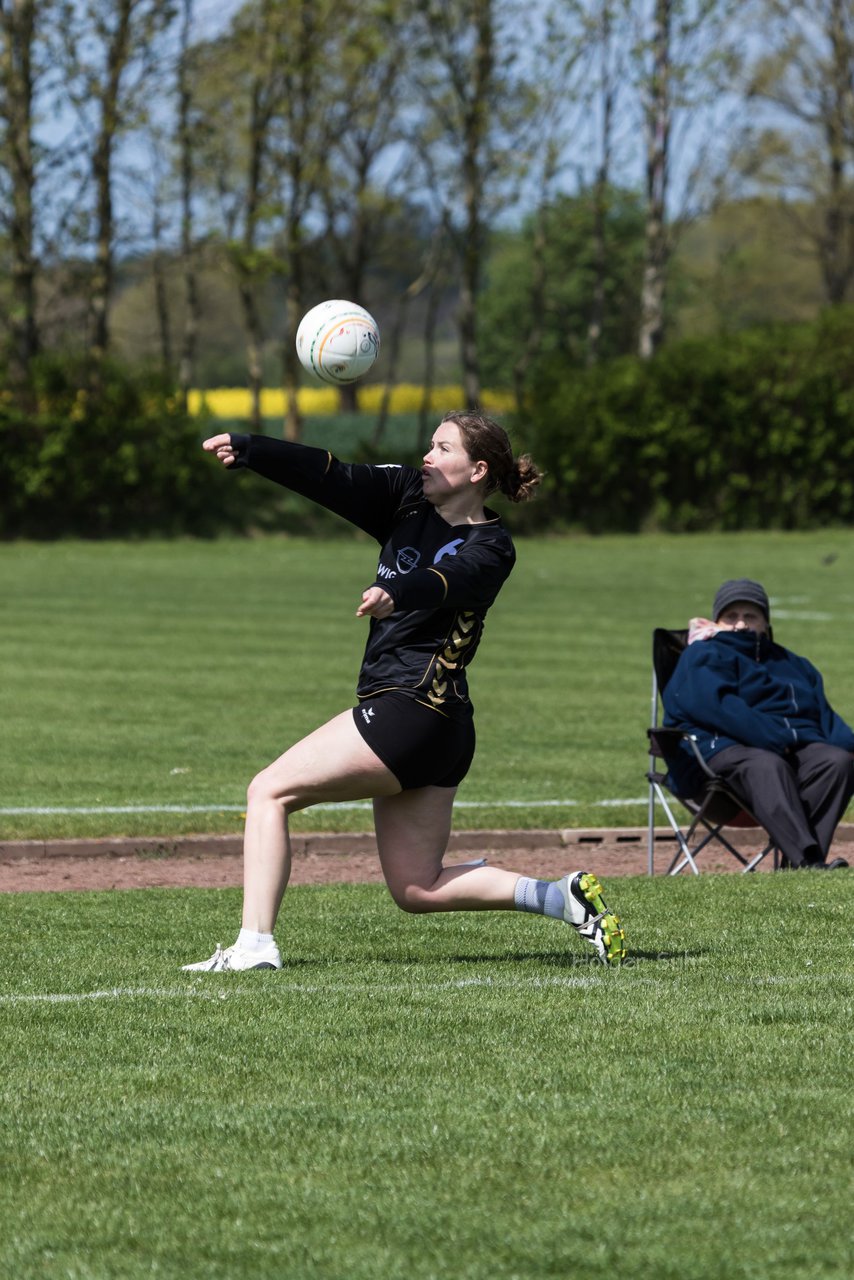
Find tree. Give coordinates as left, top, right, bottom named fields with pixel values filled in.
left=409, top=0, right=530, bottom=407
left=509, top=0, right=631, bottom=383
left=57, top=0, right=175, bottom=362
left=0, top=0, right=42, bottom=398
left=499, top=0, right=588, bottom=403
left=176, top=0, right=200, bottom=406
left=746, top=0, right=854, bottom=306
left=267, top=0, right=340, bottom=440
left=631, top=0, right=743, bottom=358
left=478, top=188, right=646, bottom=387
left=181, top=9, right=273, bottom=425
left=318, top=0, right=412, bottom=414
left=188, top=0, right=344, bottom=437
left=147, top=129, right=173, bottom=375
left=229, top=1, right=282, bottom=430
left=587, top=3, right=618, bottom=361
left=637, top=0, right=671, bottom=358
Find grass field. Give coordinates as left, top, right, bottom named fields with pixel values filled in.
left=3, top=528, right=853, bottom=1278
left=2, top=529, right=854, bottom=841
left=2, top=873, right=852, bottom=1279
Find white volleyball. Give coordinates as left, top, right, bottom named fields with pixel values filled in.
left=296, top=299, right=380, bottom=385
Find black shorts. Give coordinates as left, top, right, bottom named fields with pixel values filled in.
left=352, top=691, right=476, bottom=790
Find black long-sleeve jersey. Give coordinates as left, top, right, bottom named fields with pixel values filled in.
left=230, top=434, right=517, bottom=720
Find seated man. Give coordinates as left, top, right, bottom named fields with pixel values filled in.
left=662, top=578, right=854, bottom=870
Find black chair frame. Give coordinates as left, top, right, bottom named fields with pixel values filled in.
left=646, top=628, right=780, bottom=875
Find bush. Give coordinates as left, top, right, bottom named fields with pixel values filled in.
left=0, top=356, right=249, bottom=538
left=7, top=315, right=854, bottom=539
left=521, top=309, right=854, bottom=531
left=0, top=369, right=434, bottom=540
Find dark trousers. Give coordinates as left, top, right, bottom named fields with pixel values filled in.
left=710, top=742, right=854, bottom=867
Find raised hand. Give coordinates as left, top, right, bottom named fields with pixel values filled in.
left=202, top=434, right=237, bottom=466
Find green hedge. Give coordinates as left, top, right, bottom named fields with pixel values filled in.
left=5, top=314, right=854, bottom=538
left=0, top=364, right=431, bottom=538
left=0, top=358, right=252, bottom=538
left=522, top=309, right=854, bottom=531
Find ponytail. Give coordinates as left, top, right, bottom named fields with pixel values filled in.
left=440, top=411, right=543, bottom=503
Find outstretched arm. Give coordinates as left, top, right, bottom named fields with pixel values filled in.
left=202, top=431, right=422, bottom=542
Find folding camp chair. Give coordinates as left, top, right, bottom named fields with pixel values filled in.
left=646, top=627, right=780, bottom=875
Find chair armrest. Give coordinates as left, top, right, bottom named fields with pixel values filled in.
left=647, top=728, right=717, bottom=779
left=647, top=727, right=684, bottom=757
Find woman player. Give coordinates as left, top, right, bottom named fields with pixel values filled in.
left=183, top=411, right=626, bottom=970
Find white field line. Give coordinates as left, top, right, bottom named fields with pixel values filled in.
left=2, top=971, right=846, bottom=1008
left=1, top=971, right=845, bottom=1008
left=0, top=975, right=608, bottom=1005
left=0, top=797, right=648, bottom=816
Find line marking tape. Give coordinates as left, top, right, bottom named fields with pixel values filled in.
left=0, top=798, right=648, bottom=816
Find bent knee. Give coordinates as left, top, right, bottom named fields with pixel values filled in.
left=246, top=771, right=291, bottom=809
left=388, top=882, right=434, bottom=913
left=826, top=745, right=854, bottom=774
left=825, top=748, right=854, bottom=789
left=801, top=744, right=854, bottom=782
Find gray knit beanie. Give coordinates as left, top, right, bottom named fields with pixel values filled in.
left=712, top=579, right=770, bottom=622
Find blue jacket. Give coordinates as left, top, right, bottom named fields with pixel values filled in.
left=662, top=629, right=854, bottom=798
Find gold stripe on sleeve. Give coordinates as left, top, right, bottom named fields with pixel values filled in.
left=426, top=567, right=448, bottom=601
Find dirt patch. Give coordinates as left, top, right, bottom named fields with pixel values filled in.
left=5, top=824, right=846, bottom=892
left=0, top=845, right=648, bottom=893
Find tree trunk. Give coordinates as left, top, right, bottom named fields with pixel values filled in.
left=420, top=272, right=443, bottom=451
left=283, top=235, right=304, bottom=443
left=177, top=0, right=199, bottom=409
left=587, top=2, right=615, bottom=365
left=239, top=66, right=271, bottom=433
left=238, top=276, right=264, bottom=432
left=277, top=0, right=326, bottom=443
left=373, top=226, right=445, bottom=450
left=151, top=185, right=172, bottom=376
left=821, top=0, right=854, bottom=305
left=280, top=129, right=307, bottom=444
left=638, top=0, right=671, bottom=360
left=512, top=195, right=550, bottom=414
left=89, top=0, right=133, bottom=362
left=335, top=150, right=372, bottom=416
left=457, top=0, right=493, bottom=408
left=0, top=0, right=39, bottom=403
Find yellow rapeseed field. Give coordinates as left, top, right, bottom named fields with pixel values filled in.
left=188, top=385, right=514, bottom=418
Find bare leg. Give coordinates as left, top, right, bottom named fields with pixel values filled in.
left=373, top=788, right=628, bottom=965
left=373, top=787, right=521, bottom=912
left=242, top=709, right=401, bottom=931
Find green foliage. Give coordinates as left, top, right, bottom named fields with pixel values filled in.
left=523, top=308, right=854, bottom=531
left=0, top=355, right=255, bottom=538
left=1, top=876, right=852, bottom=1279
left=670, top=197, right=826, bottom=336
left=478, top=188, right=646, bottom=384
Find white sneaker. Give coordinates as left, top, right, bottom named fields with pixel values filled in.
left=559, top=871, right=627, bottom=966
left=181, top=940, right=282, bottom=972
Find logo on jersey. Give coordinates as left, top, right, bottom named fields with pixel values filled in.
left=376, top=536, right=461, bottom=581
left=395, top=546, right=421, bottom=574
left=433, top=538, right=464, bottom=563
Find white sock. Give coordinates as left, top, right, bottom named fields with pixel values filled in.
left=237, top=928, right=275, bottom=952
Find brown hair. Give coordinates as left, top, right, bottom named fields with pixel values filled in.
left=440, top=410, right=542, bottom=503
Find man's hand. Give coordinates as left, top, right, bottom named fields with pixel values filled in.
left=203, top=434, right=237, bottom=466
left=356, top=586, right=395, bottom=619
